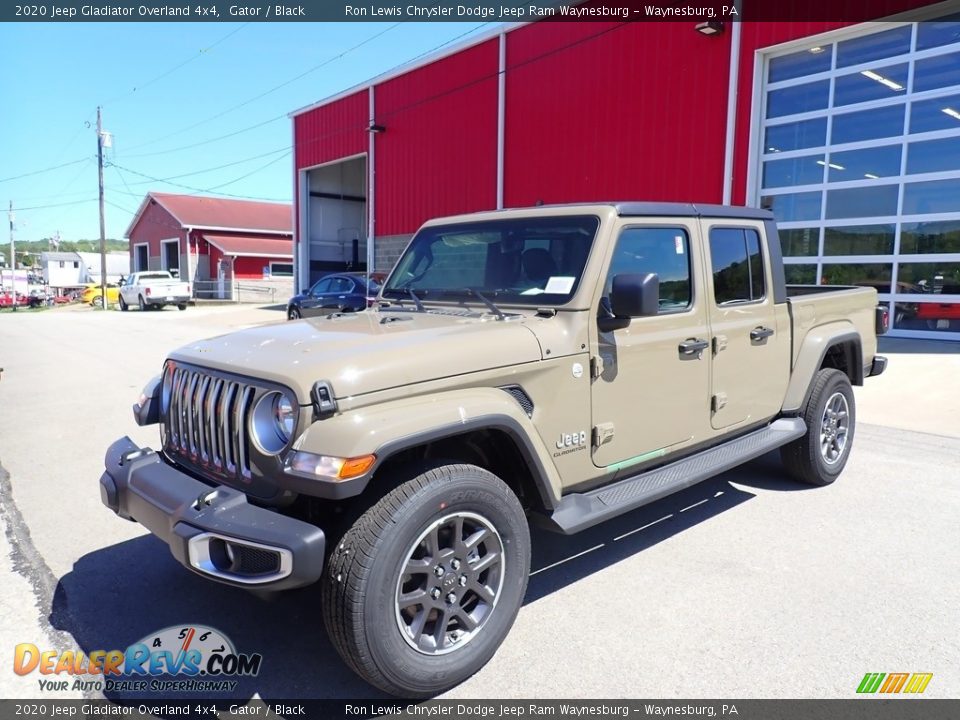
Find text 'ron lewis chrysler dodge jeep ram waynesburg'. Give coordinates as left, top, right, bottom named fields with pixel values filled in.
left=100, top=203, right=888, bottom=696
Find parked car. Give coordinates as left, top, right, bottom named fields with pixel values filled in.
left=286, top=272, right=384, bottom=320
left=103, top=202, right=888, bottom=696
left=0, top=291, right=29, bottom=309
left=81, top=283, right=121, bottom=308
left=118, top=271, right=191, bottom=311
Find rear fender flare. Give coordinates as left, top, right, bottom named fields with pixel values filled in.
left=783, top=324, right=862, bottom=413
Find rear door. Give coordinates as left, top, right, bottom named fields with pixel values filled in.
left=703, top=222, right=791, bottom=430
left=590, top=221, right=713, bottom=469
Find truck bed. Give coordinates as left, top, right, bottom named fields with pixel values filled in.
left=785, top=284, right=879, bottom=370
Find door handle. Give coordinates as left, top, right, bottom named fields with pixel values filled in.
left=750, top=326, right=775, bottom=341
left=678, top=338, right=709, bottom=356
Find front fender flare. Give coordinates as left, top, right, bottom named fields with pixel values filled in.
left=291, top=388, right=562, bottom=508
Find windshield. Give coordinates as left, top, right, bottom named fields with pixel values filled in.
left=382, top=215, right=599, bottom=305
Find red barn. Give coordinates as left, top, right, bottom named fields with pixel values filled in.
left=125, top=192, right=293, bottom=301
left=291, top=3, right=960, bottom=339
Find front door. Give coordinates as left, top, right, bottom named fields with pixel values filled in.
left=590, top=222, right=712, bottom=470
left=703, top=222, right=791, bottom=430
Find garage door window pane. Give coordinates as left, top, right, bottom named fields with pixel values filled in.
left=784, top=264, right=818, bottom=284
left=780, top=228, right=820, bottom=257
left=907, top=136, right=960, bottom=174
left=900, top=220, right=960, bottom=253
left=837, top=26, right=911, bottom=68
left=761, top=192, right=822, bottom=222
left=894, top=300, right=960, bottom=332
left=764, top=118, right=827, bottom=153
left=903, top=178, right=960, bottom=214
left=769, top=46, right=833, bottom=83
left=821, top=263, right=893, bottom=291
left=825, top=185, right=899, bottom=219
left=916, top=13, right=960, bottom=50
left=762, top=155, right=825, bottom=188
left=767, top=80, right=830, bottom=118
left=824, top=225, right=895, bottom=255
left=914, top=51, right=960, bottom=93
left=898, top=262, right=960, bottom=293
left=828, top=145, right=902, bottom=182
left=832, top=105, right=905, bottom=145
left=910, top=92, right=960, bottom=134
left=835, top=64, right=907, bottom=106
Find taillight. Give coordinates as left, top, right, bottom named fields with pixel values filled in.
left=186, top=283, right=191, bottom=293
left=366, top=296, right=376, bottom=308
left=145, top=288, right=151, bottom=297
left=876, top=306, right=890, bottom=335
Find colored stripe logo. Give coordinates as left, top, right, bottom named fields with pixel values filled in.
left=857, top=672, right=933, bottom=694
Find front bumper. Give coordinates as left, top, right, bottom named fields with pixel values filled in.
left=99, top=436, right=325, bottom=590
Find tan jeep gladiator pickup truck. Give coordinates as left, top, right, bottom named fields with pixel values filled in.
left=100, top=202, right=888, bottom=696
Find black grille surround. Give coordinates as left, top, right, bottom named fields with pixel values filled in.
left=160, top=361, right=301, bottom=501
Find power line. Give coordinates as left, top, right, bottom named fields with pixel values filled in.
left=121, top=22, right=490, bottom=160
left=0, top=157, right=90, bottom=185
left=101, top=23, right=251, bottom=107
left=123, top=23, right=402, bottom=155
left=111, top=164, right=288, bottom=201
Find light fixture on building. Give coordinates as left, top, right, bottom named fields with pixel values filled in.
left=695, top=21, right=724, bottom=35
left=809, top=46, right=825, bottom=54
left=367, top=123, right=386, bottom=133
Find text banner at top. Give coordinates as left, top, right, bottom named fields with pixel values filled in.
left=3, top=0, right=941, bottom=23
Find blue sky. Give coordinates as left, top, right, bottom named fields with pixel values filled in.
left=0, top=21, right=490, bottom=243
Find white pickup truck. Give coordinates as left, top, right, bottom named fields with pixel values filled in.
left=118, top=271, right=191, bottom=312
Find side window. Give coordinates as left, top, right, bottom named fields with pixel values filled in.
left=329, top=278, right=352, bottom=293
left=311, top=278, right=332, bottom=295
left=604, top=227, right=692, bottom=313
left=709, top=227, right=766, bottom=305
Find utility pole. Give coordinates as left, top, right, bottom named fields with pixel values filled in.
left=8, top=201, right=16, bottom=312
left=97, top=106, right=108, bottom=310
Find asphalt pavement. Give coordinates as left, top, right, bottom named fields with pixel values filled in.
left=0, top=304, right=957, bottom=701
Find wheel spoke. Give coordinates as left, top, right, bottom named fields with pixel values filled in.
left=409, top=608, right=429, bottom=643
left=453, top=515, right=466, bottom=555
left=398, top=588, right=429, bottom=608
left=405, top=558, right=431, bottom=576
left=432, top=608, right=450, bottom=650
left=469, top=580, right=496, bottom=604
left=426, top=526, right=441, bottom=560
left=464, top=527, right=489, bottom=550
left=470, top=550, right=501, bottom=574
left=455, top=610, right=478, bottom=632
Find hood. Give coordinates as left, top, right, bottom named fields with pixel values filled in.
left=167, top=310, right=543, bottom=402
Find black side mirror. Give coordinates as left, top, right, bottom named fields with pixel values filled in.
left=610, top=273, right=660, bottom=318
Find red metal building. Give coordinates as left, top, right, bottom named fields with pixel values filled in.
left=125, top=192, right=293, bottom=300
left=291, top=2, right=960, bottom=339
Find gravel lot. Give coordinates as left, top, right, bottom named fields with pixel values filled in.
left=1, top=304, right=957, bottom=700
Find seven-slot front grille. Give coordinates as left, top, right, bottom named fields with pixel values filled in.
left=165, top=365, right=256, bottom=479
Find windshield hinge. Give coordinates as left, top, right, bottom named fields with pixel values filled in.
left=590, top=356, right=604, bottom=379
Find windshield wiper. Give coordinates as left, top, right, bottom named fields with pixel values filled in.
left=407, top=288, right=425, bottom=312
left=463, top=288, right=505, bottom=321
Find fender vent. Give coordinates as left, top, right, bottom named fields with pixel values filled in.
left=500, top=385, right=534, bottom=417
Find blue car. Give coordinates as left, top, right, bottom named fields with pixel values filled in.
left=286, top=272, right=383, bottom=320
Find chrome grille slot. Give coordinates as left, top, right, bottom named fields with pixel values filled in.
left=162, top=363, right=266, bottom=485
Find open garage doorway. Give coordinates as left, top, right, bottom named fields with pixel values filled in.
left=303, top=155, right=367, bottom=288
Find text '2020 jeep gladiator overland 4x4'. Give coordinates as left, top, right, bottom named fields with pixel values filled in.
left=100, top=203, right=888, bottom=696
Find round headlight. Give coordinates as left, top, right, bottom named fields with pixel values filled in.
left=274, top=394, right=296, bottom=438
left=251, top=391, right=297, bottom=455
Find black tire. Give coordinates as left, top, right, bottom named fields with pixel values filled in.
left=288, top=306, right=301, bottom=320
left=138, top=295, right=146, bottom=312
left=322, top=464, right=530, bottom=697
left=119, top=296, right=128, bottom=312
left=177, top=303, right=187, bottom=311
left=781, top=368, right=856, bottom=486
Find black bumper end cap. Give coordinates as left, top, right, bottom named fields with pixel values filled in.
left=870, top=355, right=888, bottom=377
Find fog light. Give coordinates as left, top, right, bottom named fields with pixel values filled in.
left=286, top=452, right=376, bottom=480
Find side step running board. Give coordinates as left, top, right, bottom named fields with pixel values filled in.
left=545, top=418, right=807, bottom=534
